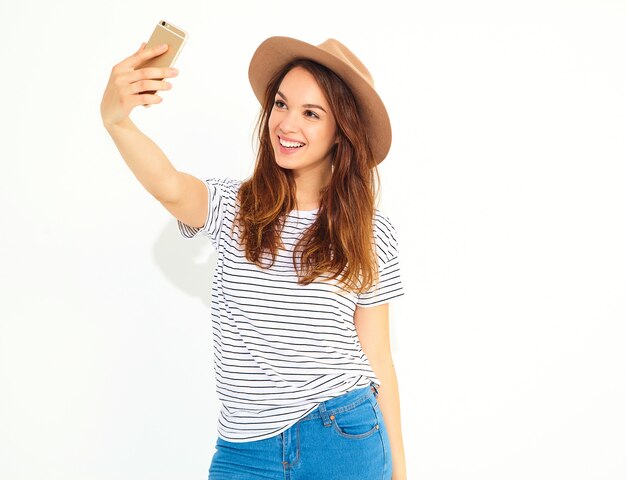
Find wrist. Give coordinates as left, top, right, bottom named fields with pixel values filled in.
left=104, top=117, right=134, bottom=133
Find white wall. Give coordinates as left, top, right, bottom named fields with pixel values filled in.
left=2, top=0, right=625, bottom=478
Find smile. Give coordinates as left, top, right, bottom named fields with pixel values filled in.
left=278, top=137, right=305, bottom=148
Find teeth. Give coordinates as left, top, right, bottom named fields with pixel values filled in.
left=279, top=138, right=305, bottom=148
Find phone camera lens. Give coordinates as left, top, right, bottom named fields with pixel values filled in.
left=161, top=21, right=165, bottom=26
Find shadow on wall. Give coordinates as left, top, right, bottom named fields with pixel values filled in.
left=152, top=220, right=217, bottom=309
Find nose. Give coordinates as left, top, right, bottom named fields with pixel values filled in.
left=277, top=109, right=300, bottom=134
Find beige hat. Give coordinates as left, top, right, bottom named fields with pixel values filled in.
left=248, top=36, right=392, bottom=165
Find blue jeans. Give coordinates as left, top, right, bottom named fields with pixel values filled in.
left=208, top=381, right=392, bottom=479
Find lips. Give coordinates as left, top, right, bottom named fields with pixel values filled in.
left=276, top=135, right=305, bottom=155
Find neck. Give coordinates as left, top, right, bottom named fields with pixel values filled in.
left=292, top=162, right=332, bottom=210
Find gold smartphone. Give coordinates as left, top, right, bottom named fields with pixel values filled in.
left=136, top=19, right=187, bottom=95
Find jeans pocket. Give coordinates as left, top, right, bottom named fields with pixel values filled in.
left=331, top=399, right=380, bottom=439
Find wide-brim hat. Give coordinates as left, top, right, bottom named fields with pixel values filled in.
left=248, top=36, right=392, bottom=165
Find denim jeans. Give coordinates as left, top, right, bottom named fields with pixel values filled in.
left=208, top=381, right=392, bottom=479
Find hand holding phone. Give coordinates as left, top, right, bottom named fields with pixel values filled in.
left=135, top=20, right=187, bottom=101
left=100, top=20, right=188, bottom=128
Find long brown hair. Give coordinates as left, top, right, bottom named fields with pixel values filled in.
left=234, top=58, right=383, bottom=295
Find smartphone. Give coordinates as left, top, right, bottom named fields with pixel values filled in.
left=136, top=19, right=187, bottom=96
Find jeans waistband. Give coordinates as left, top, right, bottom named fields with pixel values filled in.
left=298, top=381, right=379, bottom=427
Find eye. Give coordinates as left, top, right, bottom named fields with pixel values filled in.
left=274, top=99, right=286, bottom=109
left=305, top=110, right=320, bottom=119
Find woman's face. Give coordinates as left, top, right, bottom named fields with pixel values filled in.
left=268, top=66, right=338, bottom=175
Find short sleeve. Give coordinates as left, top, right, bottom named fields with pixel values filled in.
left=356, top=214, right=406, bottom=308
left=177, top=177, right=241, bottom=249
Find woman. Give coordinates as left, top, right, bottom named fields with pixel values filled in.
left=101, top=36, right=407, bottom=480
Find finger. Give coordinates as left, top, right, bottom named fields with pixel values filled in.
left=125, top=78, right=171, bottom=96
left=123, top=43, right=169, bottom=69
left=135, top=92, right=163, bottom=109
left=127, top=66, right=178, bottom=85
left=135, top=42, right=146, bottom=54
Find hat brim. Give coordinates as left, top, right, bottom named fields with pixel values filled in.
left=248, top=36, right=392, bottom=165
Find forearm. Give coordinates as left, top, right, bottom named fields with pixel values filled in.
left=105, top=117, right=180, bottom=202
left=371, top=360, right=407, bottom=480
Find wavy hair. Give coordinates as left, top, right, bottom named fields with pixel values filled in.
left=234, top=58, right=383, bottom=295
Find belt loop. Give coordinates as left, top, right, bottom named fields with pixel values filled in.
left=318, top=400, right=332, bottom=427
left=370, top=381, right=379, bottom=397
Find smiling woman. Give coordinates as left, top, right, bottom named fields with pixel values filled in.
left=105, top=35, right=406, bottom=480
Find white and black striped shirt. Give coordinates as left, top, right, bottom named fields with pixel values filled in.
left=177, top=177, right=405, bottom=442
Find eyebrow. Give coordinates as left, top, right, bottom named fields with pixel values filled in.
left=276, top=91, right=327, bottom=113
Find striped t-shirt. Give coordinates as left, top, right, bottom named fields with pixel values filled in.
left=177, top=177, right=405, bottom=442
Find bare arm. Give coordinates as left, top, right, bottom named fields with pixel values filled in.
left=101, top=42, right=184, bottom=202
left=105, top=117, right=180, bottom=202
left=354, top=303, right=407, bottom=479
left=105, top=118, right=208, bottom=228
left=100, top=43, right=208, bottom=228
left=370, top=360, right=407, bottom=480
